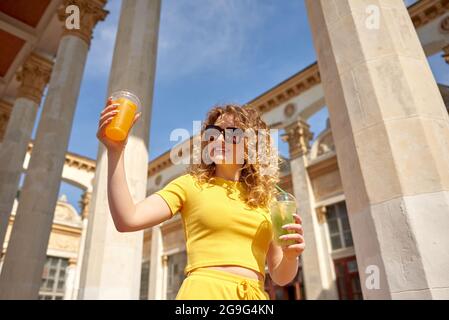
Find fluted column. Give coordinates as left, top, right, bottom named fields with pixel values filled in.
left=282, top=118, right=338, bottom=300
left=0, top=53, right=53, bottom=253
left=78, top=0, right=161, bottom=299
left=0, top=0, right=107, bottom=299
left=306, top=0, right=449, bottom=299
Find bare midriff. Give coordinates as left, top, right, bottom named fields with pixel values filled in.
left=200, top=265, right=265, bottom=282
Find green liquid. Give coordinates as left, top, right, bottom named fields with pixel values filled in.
left=271, top=200, right=297, bottom=246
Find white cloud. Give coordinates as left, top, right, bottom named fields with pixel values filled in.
left=85, top=0, right=274, bottom=81
left=84, top=0, right=121, bottom=77
left=157, top=0, right=276, bottom=81
left=87, top=25, right=117, bottom=74
left=85, top=0, right=421, bottom=80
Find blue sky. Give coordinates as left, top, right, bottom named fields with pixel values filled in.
left=23, top=0, right=447, bottom=213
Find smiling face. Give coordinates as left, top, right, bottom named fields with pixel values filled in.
left=190, top=103, right=279, bottom=210
left=207, top=113, right=246, bottom=165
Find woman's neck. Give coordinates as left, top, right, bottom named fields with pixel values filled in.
left=214, top=164, right=242, bottom=181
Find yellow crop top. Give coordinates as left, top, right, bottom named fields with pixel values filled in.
left=154, top=173, right=273, bottom=279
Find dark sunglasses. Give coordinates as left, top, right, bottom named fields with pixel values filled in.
left=204, top=124, right=244, bottom=144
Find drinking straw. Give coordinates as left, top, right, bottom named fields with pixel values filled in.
left=275, top=184, right=288, bottom=195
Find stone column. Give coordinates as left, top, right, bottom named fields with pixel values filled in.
left=282, top=119, right=338, bottom=300
left=72, top=190, right=91, bottom=299
left=306, top=0, right=449, bottom=299
left=0, top=53, right=53, bottom=252
left=148, top=226, right=164, bottom=299
left=0, top=0, right=107, bottom=299
left=63, top=258, right=77, bottom=300
left=78, top=0, right=161, bottom=299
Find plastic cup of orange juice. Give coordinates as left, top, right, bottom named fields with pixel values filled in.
left=105, top=90, right=141, bottom=141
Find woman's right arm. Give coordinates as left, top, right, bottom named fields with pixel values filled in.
left=97, top=99, right=172, bottom=232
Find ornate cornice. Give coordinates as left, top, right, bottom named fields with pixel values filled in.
left=307, top=154, right=339, bottom=180
left=58, top=0, right=108, bottom=47
left=64, top=152, right=96, bottom=172
left=148, top=152, right=176, bottom=177
left=8, top=215, right=82, bottom=234
left=248, top=63, right=321, bottom=115
left=409, top=0, right=449, bottom=29
left=16, top=53, right=53, bottom=104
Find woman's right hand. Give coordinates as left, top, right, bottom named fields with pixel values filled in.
left=96, top=98, right=142, bottom=152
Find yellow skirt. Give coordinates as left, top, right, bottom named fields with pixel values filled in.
left=175, top=268, right=270, bottom=300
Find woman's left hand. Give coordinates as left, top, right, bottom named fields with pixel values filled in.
left=279, top=213, right=305, bottom=261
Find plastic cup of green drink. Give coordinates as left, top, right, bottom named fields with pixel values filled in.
left=270, top=192, right=297, bottom=246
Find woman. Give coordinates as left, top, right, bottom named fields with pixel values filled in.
left=97, top=101, right=305, bottom=300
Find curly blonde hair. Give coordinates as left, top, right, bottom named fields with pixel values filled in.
left=187, top=103, right=282, bottom=209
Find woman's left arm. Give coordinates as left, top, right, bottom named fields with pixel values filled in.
left=267, top=214, right=305, bottom=286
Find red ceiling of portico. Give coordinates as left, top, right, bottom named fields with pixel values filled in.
left=0, top=0, right=51, bottom=78
left=0, top=30, right=25, bottom=77
left=0, top=0, right=51, bottom=28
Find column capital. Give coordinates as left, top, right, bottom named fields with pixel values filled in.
left=58, top=0, right=108, bottom=47
left=16, top=53, right=53, bottom=105
left=281, top=118, right=314, bottom=159
left=79, top=190, right=92, bottom=220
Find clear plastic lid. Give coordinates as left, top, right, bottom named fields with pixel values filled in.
left=274, top=192, right=295, bottom=202
left=109, top=90, right=141, bottom=111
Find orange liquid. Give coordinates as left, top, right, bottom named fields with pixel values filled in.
left=105, top=97, right=137, bottom=141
